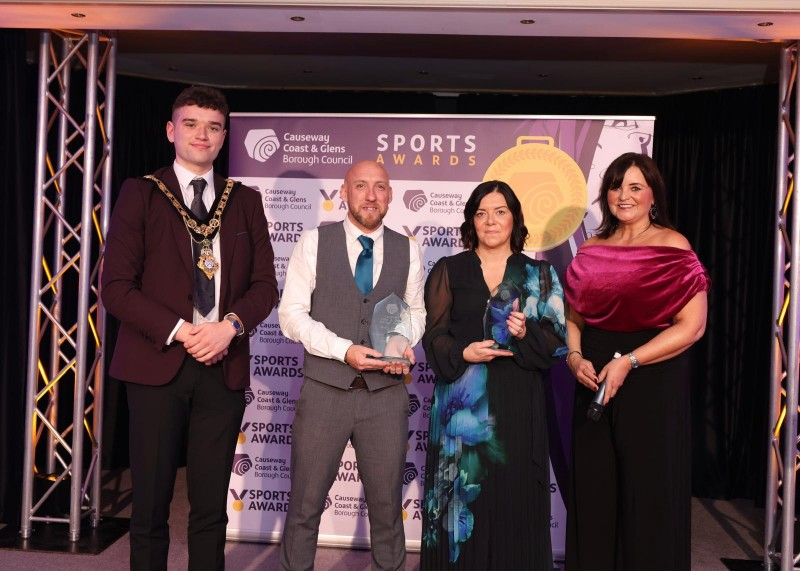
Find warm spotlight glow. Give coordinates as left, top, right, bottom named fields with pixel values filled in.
left=96, top=105, right=107, bottom=143
left=783, top=178, right=794, bottom=217
left=42, top=257, right=58, bottom=295
left=88, top=312, right=100, bottom=347
left=37, top=361, right=49, bottom=387
left=92, top=209, right=103, bottom=245
left=775, top=406, right=786, bottom=436
left=45, top=155, right=61, bottom=195
left=778, top=292, right=790, bottom=326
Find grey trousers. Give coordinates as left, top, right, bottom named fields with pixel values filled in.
left=279, top=378, right=409, bottom=571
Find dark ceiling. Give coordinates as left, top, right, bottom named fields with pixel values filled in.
left=109, top=31, right=782, bottom=96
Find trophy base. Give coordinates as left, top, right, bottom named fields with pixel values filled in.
left=377, top=356, right=411, bottom=365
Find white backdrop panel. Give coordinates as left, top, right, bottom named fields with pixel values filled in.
left=224, top=114, right=655, bottom=559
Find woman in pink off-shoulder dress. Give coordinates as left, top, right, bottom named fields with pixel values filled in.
left=563, top=153, right=710, bottom=571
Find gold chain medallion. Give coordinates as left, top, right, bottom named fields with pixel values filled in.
left=197, top=241, right=219, bottom=280
left=145, top=175, right=235, bottom=278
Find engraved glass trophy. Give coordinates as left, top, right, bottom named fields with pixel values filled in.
left=483, top=281, right=521, bottom=350
left=370, top=293, right=412, bottom=364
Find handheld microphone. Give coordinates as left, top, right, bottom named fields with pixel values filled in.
left=586, top=352, right=621, bottom=421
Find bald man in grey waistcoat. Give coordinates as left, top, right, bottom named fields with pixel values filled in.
left=277, top=161, right=426, bottom=571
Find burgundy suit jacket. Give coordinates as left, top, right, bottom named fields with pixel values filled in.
left=101, top=166, right=278, bottom=390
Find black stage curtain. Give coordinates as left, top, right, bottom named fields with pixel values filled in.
left=652, top=87, right=776, bottom=500
left=0, top=30, right=778, bottom=527
left=0, top=29, right=37, bottom=527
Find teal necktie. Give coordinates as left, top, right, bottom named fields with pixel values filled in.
left=355, top=235, right=374, bottom=295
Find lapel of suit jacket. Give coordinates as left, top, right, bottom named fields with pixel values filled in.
left=156, top=167, right=195, bottom=277
left=217, top=173, right=237, bottom=309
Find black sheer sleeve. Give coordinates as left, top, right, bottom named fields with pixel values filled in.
left=513, top=319, right=564, bottom=371
left=422, top=258, right=469, bottom=383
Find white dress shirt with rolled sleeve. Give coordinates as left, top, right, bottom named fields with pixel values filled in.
left=278, top=216, right=426, bottom=363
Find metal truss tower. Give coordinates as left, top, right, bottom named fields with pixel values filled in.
left=767, top=41, right=800, bottom=571
left=20, top=30, right=116, bottom=541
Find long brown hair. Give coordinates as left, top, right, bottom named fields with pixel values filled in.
left=594, top=152, right=675, bottom=238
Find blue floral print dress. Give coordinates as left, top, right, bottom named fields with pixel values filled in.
left=420, top=251, right=567, bottom=570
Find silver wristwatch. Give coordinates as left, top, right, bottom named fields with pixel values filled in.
left=224, top=313, right=243, bottom=336
left=628, top=352, right=640, bottom=369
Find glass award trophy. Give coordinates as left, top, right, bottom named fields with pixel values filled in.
left=483, top=281, right=521, bottom=350
left=370, top=293, right=412, bottom=364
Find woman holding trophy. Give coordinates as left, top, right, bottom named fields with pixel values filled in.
left=420, top=180, right=567, bottom=570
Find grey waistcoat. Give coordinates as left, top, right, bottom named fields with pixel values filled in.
left=303, top=221, right=410, bottom=391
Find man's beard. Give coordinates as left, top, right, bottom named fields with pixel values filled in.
left=351, top=207, right=385, bottom=230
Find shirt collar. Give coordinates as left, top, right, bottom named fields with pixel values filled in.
left=343, top=215, right=384, bottom=243
left=173, top=160, right=213, bottom=192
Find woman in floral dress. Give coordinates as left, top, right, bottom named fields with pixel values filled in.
left=420, top=180, right=567, bottom=570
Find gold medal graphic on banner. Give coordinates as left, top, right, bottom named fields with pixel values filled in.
left=483, top=136, right=587, bottom=252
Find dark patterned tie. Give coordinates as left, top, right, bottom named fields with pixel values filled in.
left=355, top=235, right=374, bottom=295
left=189, top=178, right=214, bottom=316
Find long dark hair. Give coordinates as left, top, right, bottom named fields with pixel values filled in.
left=594, top=152, right=675, bottom=238
left=460, top=180, right=529, bottom=253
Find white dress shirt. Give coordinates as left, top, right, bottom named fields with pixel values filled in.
left=167, top=161, right=223, bottom=342
left=278, top=216, right=426, bottom=363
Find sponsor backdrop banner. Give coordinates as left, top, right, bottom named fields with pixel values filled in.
left=225, top=113, right=655, bottom=558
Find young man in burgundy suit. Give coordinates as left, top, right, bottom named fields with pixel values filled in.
left=102, top=86, right=278, bottom=570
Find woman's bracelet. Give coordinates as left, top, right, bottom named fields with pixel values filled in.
left=566, top=350, right=582, bottom=363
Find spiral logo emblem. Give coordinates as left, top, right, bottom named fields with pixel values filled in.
left=403, top=189, right=427, bottom=212
left=244, top=388, right=255, bottom=407
left=231, top=453, right=253, bottom=476
left=407, top=394, right=420, bottom=417
left=403, top=462, right=419, bottom=485
left=324, top=496, right=333, bottom=511
left=244, top=129, right=281, bottom=162
left=484, top=137, right=587, bottom=252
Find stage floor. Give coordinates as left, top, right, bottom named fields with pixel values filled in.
left=0, top=467, right=766, bottom=570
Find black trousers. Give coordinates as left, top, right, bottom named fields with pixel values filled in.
left=125, top=357, right=245, bottom=571
left=566, top=326, right=691, bottom=571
